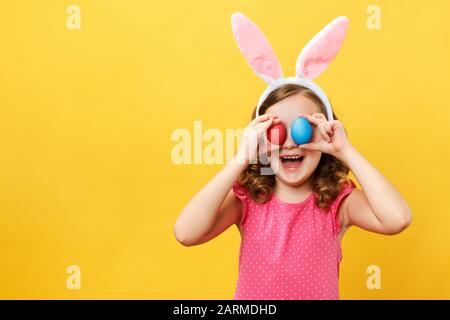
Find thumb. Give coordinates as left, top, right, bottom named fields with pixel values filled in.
left=299, top=142, right=322, bottom=151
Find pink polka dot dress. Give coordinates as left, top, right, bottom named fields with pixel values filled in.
left=232, top=180, right=355, bottom=300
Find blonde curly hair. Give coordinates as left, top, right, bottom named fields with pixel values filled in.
left=237, top=84, right=350, bottom=211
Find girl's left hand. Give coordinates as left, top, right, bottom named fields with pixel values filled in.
left=299, top=113, right=352, bottom=160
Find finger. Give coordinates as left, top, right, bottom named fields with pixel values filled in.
left=250, top=114, right=279, bottom=127
left=328, top=123, right=336, bottom=137
left=255, top=117, right=280, bottom=131
left=248, top=115, right=266, bottom=128
left=257, top=136, right=270, bottom=157
left=298, top=142, right=322, bottom=151
left=301, top=114, right=326, bottom=126
left=318, top=123, right=332, bottom=143
left=254, top=117, right=273, bottom=130
left=330, top=120, right=342, bottom=133
left=322, top=122, right=334, bottom=137
left=312, top=113, right=327, bottom=120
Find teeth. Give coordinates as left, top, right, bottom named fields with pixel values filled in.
left=282, top=156, right=303, bottom=160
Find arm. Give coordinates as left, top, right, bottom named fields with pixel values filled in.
left=173, top=158, right=246, bottom=246
left=174, top=114, right=280, bottom=246
left=338, top=146, right=412, bottom=235
left=300, top=113, right=412, bottom=235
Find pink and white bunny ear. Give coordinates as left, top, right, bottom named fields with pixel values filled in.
left=296, top=16, right=349, bottom=80
left=231, top=12, right=283, bottom=84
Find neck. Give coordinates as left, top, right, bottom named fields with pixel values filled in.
left=274, top=177, right=314, bottom=203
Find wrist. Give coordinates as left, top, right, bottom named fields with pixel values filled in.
left=229, top=151, right=249, bottom=169
left=335, top=144, right=357, bottom=165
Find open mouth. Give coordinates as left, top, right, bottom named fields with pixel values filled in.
left=280, top=155, right=305, bottom=164
left=279, top=155, right=305, bottom=170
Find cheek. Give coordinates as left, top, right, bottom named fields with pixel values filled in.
left=267, top=143, right=281, bottom=157
left=269, top=151, right=280, bottom=165
left=304, top=151, right=322, bottom=170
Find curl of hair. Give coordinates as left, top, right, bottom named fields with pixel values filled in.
left=237, top=84, right=350, bottom=211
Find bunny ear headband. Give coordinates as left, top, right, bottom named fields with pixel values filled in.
left=231, top=12, right=349, bottom=121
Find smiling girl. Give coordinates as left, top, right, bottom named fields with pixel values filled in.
left=174, top=13, right=412, bottom=300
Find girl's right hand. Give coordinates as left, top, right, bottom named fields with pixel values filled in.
left=235, top=114, right=280, bottom=165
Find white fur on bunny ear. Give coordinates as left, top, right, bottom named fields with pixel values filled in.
left=296, top=16, right=349, bottom=80
left=231, top=12, right=283, bottom=83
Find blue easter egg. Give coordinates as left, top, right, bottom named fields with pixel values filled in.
left=291, top=117, right=313, bottom=145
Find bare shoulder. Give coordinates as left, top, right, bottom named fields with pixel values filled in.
left=201, top=189, right=244, bottom=241
left=337, top=188, right=362, bottom=237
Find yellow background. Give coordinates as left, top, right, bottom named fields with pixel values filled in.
left=0, top=0, right=449, bottom=299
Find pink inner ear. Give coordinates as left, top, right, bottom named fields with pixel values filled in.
left=297, top=16, right=349, bottom=80
left=232, top=13, right=282, bottom=82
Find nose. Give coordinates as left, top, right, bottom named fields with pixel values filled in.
left=282, top=126, right=298, bottom=149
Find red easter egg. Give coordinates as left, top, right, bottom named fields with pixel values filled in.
left=267, top=123, right=287, bottom=145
